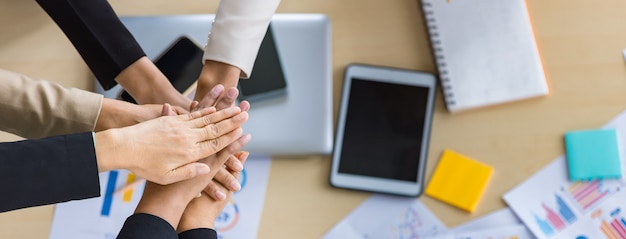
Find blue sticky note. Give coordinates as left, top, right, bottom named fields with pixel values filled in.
left=564, top=129, right=622, bottom=181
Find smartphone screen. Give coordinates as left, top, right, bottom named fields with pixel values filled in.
left=238, top=24, right=287, bottom=101
left=155, top=37, right=204, bottom=93
left=120, top=36, right=203, bottom=104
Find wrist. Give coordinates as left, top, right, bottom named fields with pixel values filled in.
left=177, top=196, right=217, bottom=232
left=95, top=99, right=137, bottom=131
left=195, top=61, right=241, bottom=101
left=94, top=129, right=124, bottom=172
left=136, top=183, right=191, bottom=228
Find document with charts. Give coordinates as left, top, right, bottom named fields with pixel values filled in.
left=322, top=194, right=448, bottom=239
left=442, top=225, right=535, bottom=239
left=49, top=155, right=272, bottom=239
left=504, top=110, right=626, bottom=239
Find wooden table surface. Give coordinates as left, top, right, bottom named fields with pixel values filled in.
left=1, top=0, right=626, bottom=238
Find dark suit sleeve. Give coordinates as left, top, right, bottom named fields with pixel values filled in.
left=117, top=213, right=178, bottom=239
left=36, top=0, right=146, bottom=90
left=179, top=228, right=218, bottom=239
left=117, top=213, right=218, bottom=239
left=0, top=132, right=100, bottom=212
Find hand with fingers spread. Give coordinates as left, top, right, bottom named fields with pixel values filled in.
left=93, top=104, right=248, bottom=185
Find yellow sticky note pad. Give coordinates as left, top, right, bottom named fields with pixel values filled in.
left=425, top=149, right=493, bottom=212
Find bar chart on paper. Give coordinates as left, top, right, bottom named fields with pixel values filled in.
left=531, top=194, right=577, bottom=237
left=592, top=207, right=626, bottom=239
left=49, top=156, right=272, bottom=239
left=49, top=170, right=144, bottom=239
left=565, top=199, right=626, bottom=239
left=564, top=180, right=612, bottom=212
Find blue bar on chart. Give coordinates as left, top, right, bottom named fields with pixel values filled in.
left=101, top=170, right=119, bottom=217
left=533, top=194, right=577, bottom=237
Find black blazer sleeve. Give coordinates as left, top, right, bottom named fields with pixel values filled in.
left=179, top=228, right=218, bottom=239
left=0, top=132, right=100, bottom=212
left=36, top=0, right=146, bottom=90
left=117, top=213, right=218, bottom=239
left=117, top=213, right=178, bottom=239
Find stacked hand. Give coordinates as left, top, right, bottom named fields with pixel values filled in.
left=94, top=104, right=248, bottom=185
left=134, top=92, right=250, bottom=228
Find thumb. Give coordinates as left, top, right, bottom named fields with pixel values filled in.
left=166, top=163, right=210, bottom=184
left=161, top=103, right=176, bottom=116
left=189, top=101, right=200, bottom=112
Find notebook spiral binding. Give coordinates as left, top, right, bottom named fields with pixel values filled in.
left=421, top=0, right=455, bottom=106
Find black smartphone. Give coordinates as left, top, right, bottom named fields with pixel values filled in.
left=120, top=36, right=203, bottom=104
left=237, top=24, right=287, bottom=102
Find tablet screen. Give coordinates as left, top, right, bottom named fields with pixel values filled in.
left=337, top=78, right=429, bottom=182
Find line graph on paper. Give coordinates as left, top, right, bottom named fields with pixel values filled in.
left=383, top=201, right=448, bottom=239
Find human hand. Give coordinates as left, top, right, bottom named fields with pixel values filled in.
left=190, top=84, right=251, bottom=200
left=133, top=135, right=251, bottom=228
left=94, top=105, right=248, bottom=185
left=193, top=60, right=241, bottom=110
left=203, top=100, right=250, bottom=201
left=192, top=84, right=241, bottom=112
left=95, top=98, right=189, bottom=132
left=178, top=151, right=250, bottom=232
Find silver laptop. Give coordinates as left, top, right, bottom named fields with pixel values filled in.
left=96, top=14, right=333, bottom=155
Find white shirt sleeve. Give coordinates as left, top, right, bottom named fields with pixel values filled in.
left=203, top=0, right=281, bottom=79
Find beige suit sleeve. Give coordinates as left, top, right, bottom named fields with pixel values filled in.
left=202, top=0, right=281, bottom=78
left=0, top=69, right=103, bottom=139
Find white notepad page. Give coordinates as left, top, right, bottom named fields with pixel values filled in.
left=422, top=0, right=548, bottom=113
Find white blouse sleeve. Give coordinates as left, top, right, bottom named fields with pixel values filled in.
left=203, top=0, right=281, bottom=78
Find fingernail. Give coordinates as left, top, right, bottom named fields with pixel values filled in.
left=230, top=181, right=241, bottom=191
left=216, top=190, right=226, bottom=200
left=211, top=84, right=224, bottom=96
left=232, top=161, right=243, bottom=171
left=197, top=165, right=210, bottom=175
left=241, top=134, right=252, bottom=145
left=234, top=112, right=248, bottom=121
left=227, top=88, right=238, bottom=98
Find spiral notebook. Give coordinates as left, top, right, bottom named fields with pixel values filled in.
left=421, top=0, right=548, bottom=113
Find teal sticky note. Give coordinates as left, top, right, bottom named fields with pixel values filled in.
left=564, top=129, right=622, bottom=181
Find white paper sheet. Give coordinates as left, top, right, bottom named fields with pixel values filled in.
left=453, top=208, right=524, bottom=233
left=215, top=155, right=272, bottom=239
left=49, top=155, right=272, bottom=239
left=322, top=194, right=448, bottom=239
left=49, top=169, right=144, bottom=239
left=504, top=110, right=626, bottom=239
left=451, top=225, right=535, bottom=239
